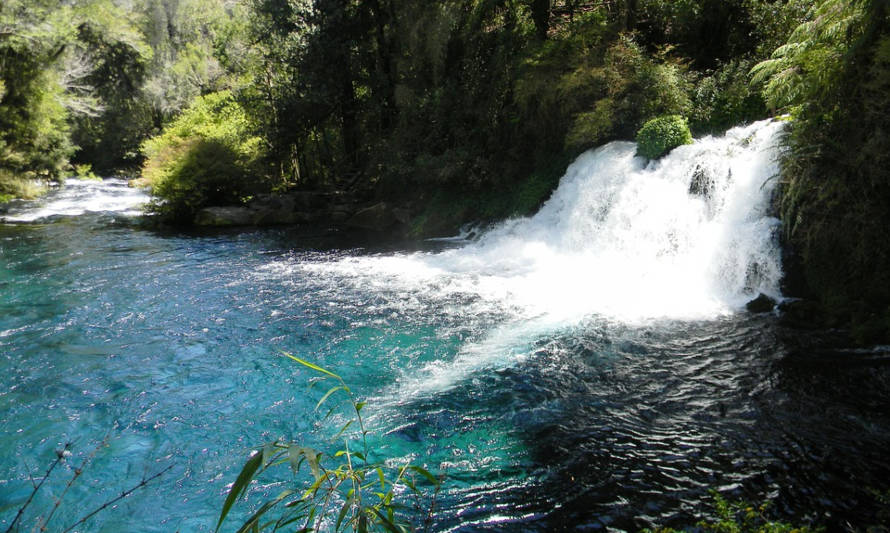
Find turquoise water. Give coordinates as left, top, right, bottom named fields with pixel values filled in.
left=0, top=206, right=538, bottom=531
left=2, top=131, right=890, bottom=532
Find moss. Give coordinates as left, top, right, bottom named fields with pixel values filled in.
left=407, top=155, right=568, bottom=239
left=635, top=115, right=693, bottom=160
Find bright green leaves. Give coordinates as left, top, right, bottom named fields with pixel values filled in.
left=217, top=450, right=264, bottom=532
left=635, top=115, right=693, bottom=160
left=215, top=356, right=442, bottom=533
left=750, top=0, right=866, bottom=112
left=139, top=90, right=267, bottom=223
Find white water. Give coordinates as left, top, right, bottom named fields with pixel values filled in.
left=1, top=178, right=148, bottom=222
left=272, top=119, right=786, bottom=395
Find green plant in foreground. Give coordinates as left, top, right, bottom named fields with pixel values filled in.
left=644, top=490, right=821, bottom=533
left=216, top=354, right=442, bottom=533
left=636, top=115, right=694, bottom=160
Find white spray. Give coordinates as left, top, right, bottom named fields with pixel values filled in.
left=276, top=119, right=787, bottom=393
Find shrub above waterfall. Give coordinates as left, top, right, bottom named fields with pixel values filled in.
left=635, top=115, right=693, bottom=160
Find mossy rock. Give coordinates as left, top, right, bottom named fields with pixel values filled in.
left=636, top=115, right=693, bottom=160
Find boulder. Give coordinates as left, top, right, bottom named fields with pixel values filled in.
left=194, top=206, right=255, bottom=226
left=746, top=293, right=777, bottom=313
left=346, top=202, right=398, bottom=231
left=777, top=299, right=824, bottom=329
left=688, top=165, right=715, bottom=197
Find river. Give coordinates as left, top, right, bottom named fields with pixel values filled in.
left=2, top=121, right=889, bottom=532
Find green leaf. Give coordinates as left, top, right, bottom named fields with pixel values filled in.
left=305, top=451, right=321, bottom=480
left=355, top=401, right=366, bottom=412
left=335, top=497, right=354, bottom=531
left=217, top=449, right=264, bottom=532
left=282, top=352, right=340, bottom=378
left=370, top=507, right=402, bottom=533
left=409, top=465, right=440, bottom=486
left=316, top=385, right=345, bottom=411
left=334, top=420, right=354, bottom=440
left=262, top=442, right=276, bottom=467
left=234, top=490, right=294, bottom=533
left=288, top=445, right=305, bottom=474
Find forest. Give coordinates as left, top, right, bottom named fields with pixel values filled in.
left=2, top=0, right=890, bottom=330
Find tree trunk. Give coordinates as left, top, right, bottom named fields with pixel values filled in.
left=531, top=0, right=551, bottom=39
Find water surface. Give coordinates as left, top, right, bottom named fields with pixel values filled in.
left=2, top=126, right=889, bottom=532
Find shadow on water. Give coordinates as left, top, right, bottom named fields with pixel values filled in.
left=396, top=316, right=890, bottom=532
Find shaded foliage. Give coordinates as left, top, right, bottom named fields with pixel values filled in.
left=755, top=0, right=890, bottom=342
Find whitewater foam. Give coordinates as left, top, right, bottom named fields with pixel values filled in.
left=1, top=178, right=148, bottom=223
left=272, top=119, right=788, bottom=395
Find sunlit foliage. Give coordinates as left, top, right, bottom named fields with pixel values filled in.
left=140, top=90, right=267, bottom=222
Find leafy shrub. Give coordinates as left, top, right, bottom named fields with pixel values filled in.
left=217, top=355, right=441, bottom=532
left=635, top=115, right=693, bottom=160
left=0, top=169, right=47, bottom=202
left=140, top=91, right=267, bottom=223
left=0, top=35, right=74, bottom=182
left=73, top=163, right=100, bottom=180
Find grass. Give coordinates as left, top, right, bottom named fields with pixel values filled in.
left=0, top=169, right=48, bottom=203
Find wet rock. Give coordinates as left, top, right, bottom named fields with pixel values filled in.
left=746, top=293, right=777, bottom=313
left=777, top=298, right=824, bottom=329
left=194, top=206, right=255, bottom=226
left=192, top=190, right=364, bottom=228
left=688, top=165, right=714, bottom=197
left=249, top=194, right=298, bottom=225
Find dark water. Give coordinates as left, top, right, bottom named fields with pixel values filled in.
left=1, top=189, right=889, bottom=532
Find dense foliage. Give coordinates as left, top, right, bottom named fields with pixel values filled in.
left=140, top=91, right=267, bottom=222
left=751, top=0, right=890, bottom=342
left=635, top=115, right=693, bottom=159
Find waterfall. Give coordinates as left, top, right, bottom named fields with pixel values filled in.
left=420, top=118, right=784, bottom=321
left=284, top=119, right=787, bottom=395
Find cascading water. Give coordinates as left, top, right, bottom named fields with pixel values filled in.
left=0, top=178, right=148, bottom=223
left=282, top=119, right=786, bottom=396
left=428, top=118, right=784, bottom=320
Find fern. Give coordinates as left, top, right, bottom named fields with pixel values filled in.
left=750, top=0, right=865, bottom=111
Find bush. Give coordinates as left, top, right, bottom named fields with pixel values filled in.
left=635, top=115, right=693, bottom=160
left=140, top=91, right=267, bottom=223
left=0, top=169, right=47, bottom=203
left=689, top=60, right=767, bottom=135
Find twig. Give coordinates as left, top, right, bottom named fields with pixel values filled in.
left=4, top=443, right=71, bottom=533
left=422, top=474, right=444, bottom=533
left=60, top=465, right=173, bottom=533
left=37, top=437, right=110, bottom=531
